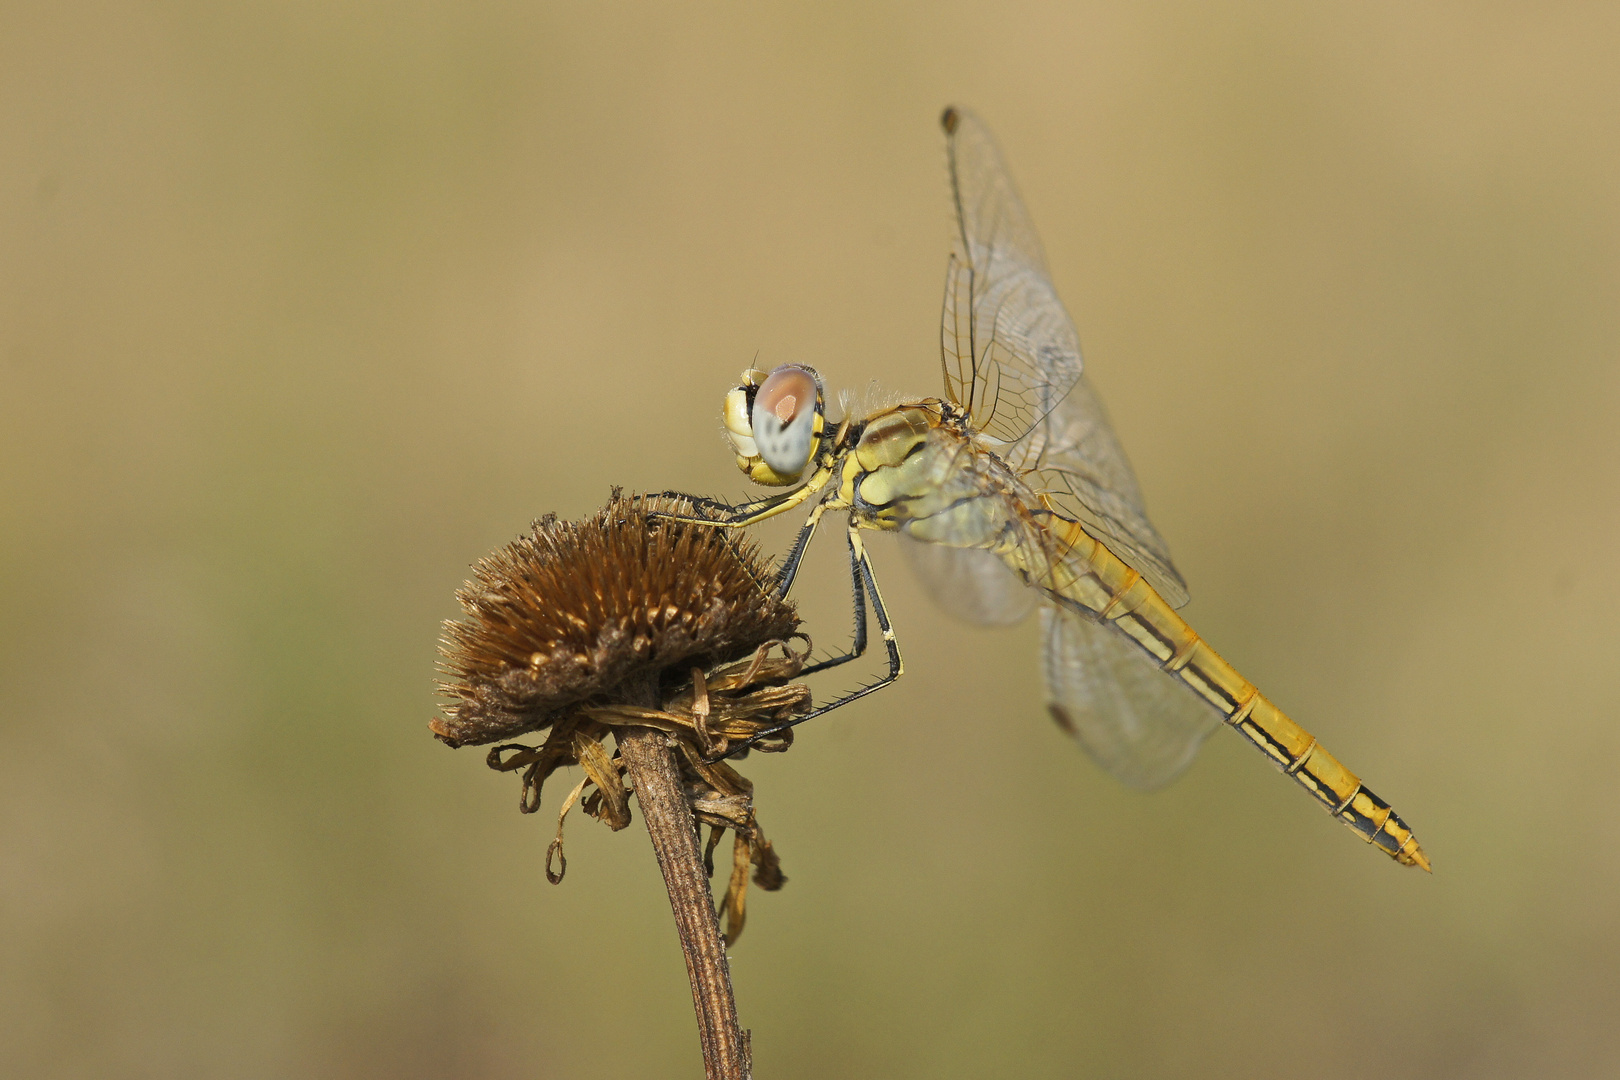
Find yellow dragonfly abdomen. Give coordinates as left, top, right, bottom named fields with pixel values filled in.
left=1039, top=512, right=1431, bottom=870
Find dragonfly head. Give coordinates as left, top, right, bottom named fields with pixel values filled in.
left=723, top=364, right=827, bottom=486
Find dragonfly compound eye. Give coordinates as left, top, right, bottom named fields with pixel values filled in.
left=750, top=365, right=821, bottom=479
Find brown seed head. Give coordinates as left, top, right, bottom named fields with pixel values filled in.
left=433, top=492, right=799, bottom=748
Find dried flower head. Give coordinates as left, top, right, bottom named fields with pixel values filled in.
left=434, top=491, right=809, bottom=941
left=434, top=491, right=800, bottom=747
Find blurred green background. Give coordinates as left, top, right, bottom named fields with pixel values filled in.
left=4, top=3, right=1618, bottom=1077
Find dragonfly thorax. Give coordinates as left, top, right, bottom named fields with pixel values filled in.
left=845, top=401, right=1031, bottom=554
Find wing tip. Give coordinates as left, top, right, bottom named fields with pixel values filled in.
left=941, top=105, right=960, bottom=135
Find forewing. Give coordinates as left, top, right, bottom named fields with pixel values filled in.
left=900, top=536, right=1036, bottom=627
left=940, top=107, right=1082, bottom=449
left=940, top=107, right=1189, bottom=608
left=1041, top=604, right=1220, bottom=790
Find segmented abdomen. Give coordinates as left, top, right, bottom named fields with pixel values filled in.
left=1026, top=514, right=1430, bottom=870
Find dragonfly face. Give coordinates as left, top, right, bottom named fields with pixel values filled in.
left=657, top=107, right=1429, bottom=871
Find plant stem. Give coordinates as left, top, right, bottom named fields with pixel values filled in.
left=618, top=725, right=751, bottom=1080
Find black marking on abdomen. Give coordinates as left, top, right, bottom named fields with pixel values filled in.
left=1182, top=658, right=1242, bottom=712
left=1338, top=786, right=1392, bottom=840
left=1233, top=716, right=1299, bottom=774
left=1115, top=611, right=1178, bottom=663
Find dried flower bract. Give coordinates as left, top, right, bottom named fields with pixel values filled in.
left=433, top=491, right=810, bottom=941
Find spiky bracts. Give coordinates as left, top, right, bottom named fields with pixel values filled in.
left=434, top=493, right=798, bottom=748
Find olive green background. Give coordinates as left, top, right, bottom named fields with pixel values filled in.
left=4, top=4, right=1617, bottom=1078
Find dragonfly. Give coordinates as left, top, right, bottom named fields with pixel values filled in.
left=658, top=107, right=1429, bottom=871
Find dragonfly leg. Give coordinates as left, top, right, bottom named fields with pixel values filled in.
left=772, top=497, right=835, bottom=598
left=644, top=490, right=743, bottom=516
left=648, top=468, right=832, bottom=530
left=796, top=518, right=867, bottom=675
left=709, top=522, right=903, bottom=761
left=646, top=488, right=787, bottom=521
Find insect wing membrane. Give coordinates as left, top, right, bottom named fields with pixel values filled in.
left=1022, top=375, right=1190, bottom=608
left=1041, top=604, right=1219, bottom=790
left=941, top=109, right=1081, bottom=452
left=941, top=107, right=1189, bottom=608
left=899, top=535, right=1036, bottom=627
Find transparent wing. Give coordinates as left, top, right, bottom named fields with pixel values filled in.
left=940, top=106, right=1189, bottom=608
left=899, top=535, right=1036, bottom=627
left=940, top=106, right=1080, bottom=450
left=1041, top=604, right=1220, bottom=790
left=1024, top=376, right=1189, bottom=607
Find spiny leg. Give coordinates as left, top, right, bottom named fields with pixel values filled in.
left=773, top=497, right=833, bottom=598
left=796, top=518, right=868, bottom=677
left=713, top=522, right=903, bottom=760
left=646, top=487, right=797, bottom=522
left=645, top=490, right=744, bottom=517
left=649, top=468, right=831, bottom=530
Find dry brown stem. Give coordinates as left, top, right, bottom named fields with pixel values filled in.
left=619, top=723, right=751, bottom=1080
